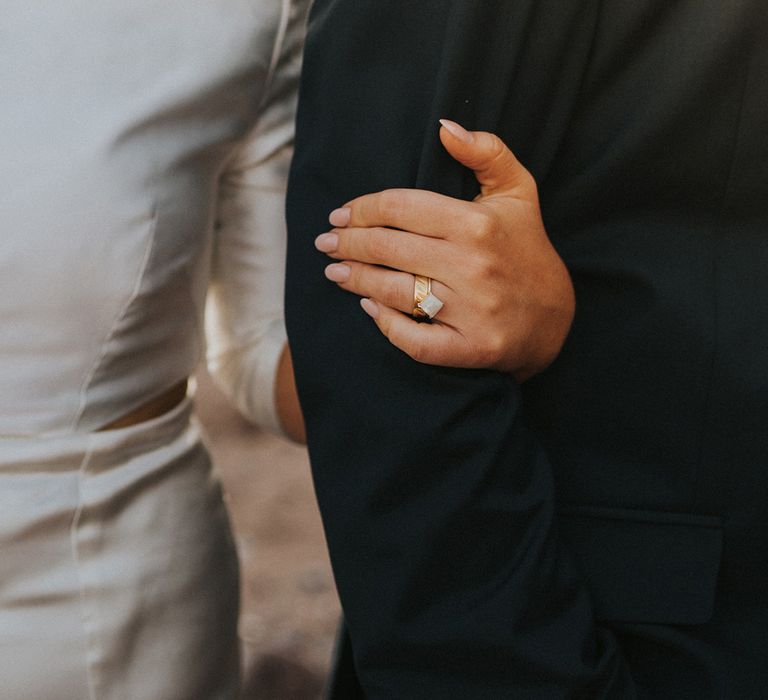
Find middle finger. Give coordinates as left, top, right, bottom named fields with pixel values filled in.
left=315, top=226, right=455, bottom=280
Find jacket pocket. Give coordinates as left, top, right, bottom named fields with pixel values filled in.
left=557, top=505, right=723, bottom=625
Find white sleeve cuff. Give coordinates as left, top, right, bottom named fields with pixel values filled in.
left=206, top=318, right=288, bottom=437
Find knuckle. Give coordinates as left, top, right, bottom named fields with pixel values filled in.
left=519, top=169, right=538, bottom=198
left=471, top=210, right=498, bottom=240
left=488, top=137, right=508, bottom=167
left=471, top=332, right=507, bottom=367
left=479, top=293, right=504, bottom=318
left=377, top=189, right=406, bottom=221
left=469, top=252, right=497, bottom=282
left=382, top=277, right=404, bottom=309
left=367, top=232, right=397, bottom=263
left=407, top=336, right=431, bottom=364
left=485, top=331, right=508, bottom=359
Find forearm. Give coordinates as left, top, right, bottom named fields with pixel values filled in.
left=275, top=344, right=306, bottom=443
left=206, top=0, right=309, bottom=438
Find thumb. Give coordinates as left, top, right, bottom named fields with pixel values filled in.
left=439, top=119, right=534, bottom=198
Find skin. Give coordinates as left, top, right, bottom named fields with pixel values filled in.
left=277, top=120, right=575, bottom=443
left=103, top=122, right=571, bottom=443
left=275, top=344, right=306, bottom=443
left=315, top=120, right=576, bottom=382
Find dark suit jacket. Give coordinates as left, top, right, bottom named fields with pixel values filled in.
left=285, top=2, right=768, bottom=697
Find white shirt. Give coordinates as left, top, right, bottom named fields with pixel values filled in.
left=0, top=0, right=306, bottom=437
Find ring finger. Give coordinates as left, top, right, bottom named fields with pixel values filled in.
left=324, top=261, right=455, bottom=320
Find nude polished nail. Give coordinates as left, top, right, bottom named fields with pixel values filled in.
left=360, top=298, right=379, bottom=319
left=439, top=118, right=474, bottom=143
left=314, top=232, right=339, bottom=253
left=325, top=263, right=350, bottom=283
left=329, top=207, right=351, bottom=227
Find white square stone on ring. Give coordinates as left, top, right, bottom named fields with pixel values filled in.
left=417, top=292, right=444, bottom=319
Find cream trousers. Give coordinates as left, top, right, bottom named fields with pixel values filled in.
left=0, top=399, right=240, bottom=699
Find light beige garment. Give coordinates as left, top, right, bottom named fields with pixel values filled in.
left=0, top=0, right=307, bottom=438
left=0, top=0, right=310, bottom=696
left=0, top=399, right=239, bottom=699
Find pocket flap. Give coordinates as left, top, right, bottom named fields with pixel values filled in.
left=558, top=505, right=723, bottom=625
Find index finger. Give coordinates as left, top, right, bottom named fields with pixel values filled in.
left=333, top=188, right=486, bottom=240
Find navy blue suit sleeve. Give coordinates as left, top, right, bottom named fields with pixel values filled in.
left=286, top=1, right=634, bottom=696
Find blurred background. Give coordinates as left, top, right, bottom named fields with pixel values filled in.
left=195, top=370, right=340, bottom=700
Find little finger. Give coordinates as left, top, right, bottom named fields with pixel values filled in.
left=326, top=262, right=454, bottom=319
left=360, top=299, right=476, bottom=367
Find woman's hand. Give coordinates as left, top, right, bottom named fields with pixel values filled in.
left=314, top=120, right=575, bottom=382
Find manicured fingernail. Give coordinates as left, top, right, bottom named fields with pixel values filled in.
left=329, top=207, right=351, bottom=227
left=360, top=298, right=379, bottom=319
left=314, top=232, right=339, bottom=253
left=324, top=263, right=350, bottom=283
left=439, top=118, right=473, bottom=143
